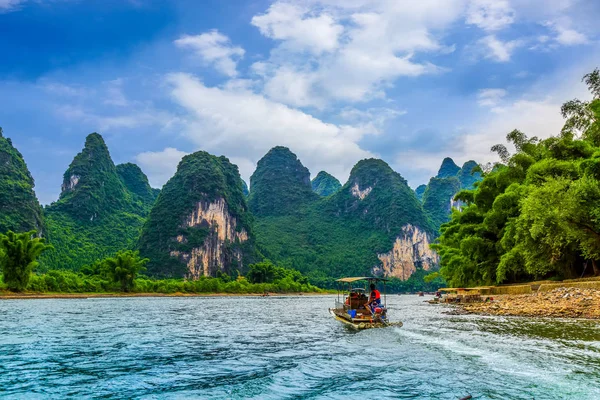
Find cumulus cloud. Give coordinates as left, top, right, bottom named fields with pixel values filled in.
left=135, top=148, right=188, bottom=188
left=175, top=30, right=245, bottom=77
left=476, top=35, right=523, bottom=62
left=166, top=72, right=374, bottom=182
left=467, top=0, right=515, bottom=31
left=250, top=0, right=463, bottom=107
left=251, top=2, right=343, bottom=55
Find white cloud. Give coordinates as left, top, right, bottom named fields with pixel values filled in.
left=251, top=2, right=343, bottom=55
left=0, top=0, right=24, bottom=12
left=553, top=25, right=588, bottom=46
left=249, top=0, right=464, bottom=107
left=477, top=88, right=507, bottom=108
left=477, top=35, right=523, bottom=62
left=467, top=0, right=515, bottom=31
left=175, top=30, right=245, bottom=77
left=166, top=72, right=374, bottom=183
left=135, top=148, right=188, bottom=188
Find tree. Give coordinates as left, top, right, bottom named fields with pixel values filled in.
left=0, top=230, right=53, bottom=291
left=102, top=250, right=148, bottom=292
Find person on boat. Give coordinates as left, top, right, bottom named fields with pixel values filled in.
left=365, top=283, right=381, bottom=315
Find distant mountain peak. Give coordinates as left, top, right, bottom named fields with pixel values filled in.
left=248, top=146, right=317, bottom=216
left=436, top=157, right=461, bottom=178
left=312, top=171, right=341, bottom=196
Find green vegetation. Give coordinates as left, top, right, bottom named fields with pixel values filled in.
left=254, top=157, right=434, bottom=283
left=0, top=259, right=320, bottom=294
left=415, top=184, right=427, bottom=201
left=42, top=133, right=153, bottom=271
left=248, top=146, right=318, bottom=216
left=102, top=250, right=148, bottom=292
left=116, top=163, right=159, bottom=206
left=422, top=158, right=482, bottom=230
left=434, top=69, right=600, bottom=287
left=0, top=128, right=44, bottom=234
left=0, top=230, right=52, bottom=291
left=436, top=157, right=461, bottom=178
left=422, top=176, right=461, bottom=229
left=138, top=151, right=255, bottom=277
left=311, top=171, right=342, bottom=196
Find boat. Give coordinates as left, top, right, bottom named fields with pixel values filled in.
left=329, top=277, right=403, bottom=330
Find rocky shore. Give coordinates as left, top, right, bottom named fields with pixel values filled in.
left=460, top=287, right=600, bottom=319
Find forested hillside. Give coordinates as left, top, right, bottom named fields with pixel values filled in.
left=42, top=133, right=155, bottom=270
left=435, top=70, right=600, bottom=286
left=0, top=128, right=44, bottom=235
left=139, top=151, right=256, bottom=278
left=253, top=151, right=437, bottom=285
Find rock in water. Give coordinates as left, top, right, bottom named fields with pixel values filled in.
left=0, top=127, right=44, bottom=234
left=248, top=146, right=318, bottom=216
left=43, top=133, right=152, bottom=270
left=139, top=151, right=254, bottom=278
left=311, top=171, right=342, bottom=196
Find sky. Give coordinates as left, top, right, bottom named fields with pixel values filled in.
left=1, top=0, right=600, bottom=205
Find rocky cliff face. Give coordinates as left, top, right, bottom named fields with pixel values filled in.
left=373, top=224, right=439, bottom=280
left=139, top=151, right=254, bottom=278
left=170, top=198, right=249, bottom=279
left=0, top=127, right=44, bottom=234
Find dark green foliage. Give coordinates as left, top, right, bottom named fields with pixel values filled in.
left=102, top=250, right=148, bottom=292
left=50, top=133, right=130, bottom=221
left=311, top=171, right=342, bottom=196
left=254, top=158, right=434, bottom=280
left=436, top=157, right=461, bottom=178
left=415, top=184, right=427, bottom=201
left=435, top=70, right=600, bottom=287
left=0, top=230, right=52, bottom=291
left=246, top=260, right=308, bottom=285
left=0, top=128, right=44, bottom=234
left=42, top=134, right=152, bottom=271
left=138, top=151, right=255, bottom=278
left=422, top=177, right=461, bottom=229
left=457, top=160, right=482, bottom=189
left=116, top=163, right=159, bottom=206
left=242, top=180, right=249, bottom=196
left=7, top=267, right=321, bottom=294
left=248, top=146, right=318, bottom=216
left=422, top=159, right=483, bottom=231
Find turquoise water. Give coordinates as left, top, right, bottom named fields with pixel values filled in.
left=0, top=295, right=599, bottom=399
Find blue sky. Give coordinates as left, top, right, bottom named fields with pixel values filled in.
left=1, top=0, right=600, bottom=204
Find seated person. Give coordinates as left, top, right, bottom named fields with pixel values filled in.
left=365, top=283, right=382, bottom=315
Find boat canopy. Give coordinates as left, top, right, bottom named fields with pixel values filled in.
left=336, top=277, right=389, bottom=283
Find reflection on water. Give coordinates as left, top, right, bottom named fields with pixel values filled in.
left=0, top=295, right=598, bottom=399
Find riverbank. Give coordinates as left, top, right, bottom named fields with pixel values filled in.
left=459, top=287, right=600, bottom=319
left=0, top=291, right=332, bottom=300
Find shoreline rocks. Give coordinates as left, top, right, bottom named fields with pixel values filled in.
left=459, top=287, right=600, bottom=319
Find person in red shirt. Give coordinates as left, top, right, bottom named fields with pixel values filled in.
left=365, top=283, right=381, bottom=315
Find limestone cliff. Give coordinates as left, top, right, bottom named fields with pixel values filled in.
left=139, top=151, right=255, bottom=278
left=170, top=198, right=249, bottom=279
left=373, top=224, right=439, bottom=280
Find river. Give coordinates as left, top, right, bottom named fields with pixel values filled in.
left=0, top=295, right=598, bottom=399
